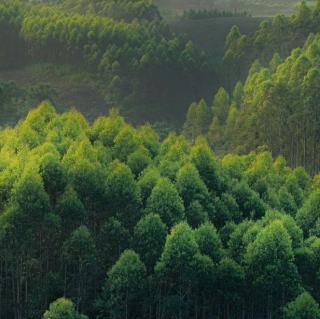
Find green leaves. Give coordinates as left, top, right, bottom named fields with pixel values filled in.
left=283, top=292, right=320, bottom=319
left=133, top=213, right=167, bottom=271
left=0, top=102, right=318, bottom=319
left=43, top=298, right=88, bottom=319
left=245, top=221, right=300, bottom=307
left=194, top=222, right=223, bottom=262
left=106, top=160, right=141, bottom=228
left=13, top=165, right=50, bottom=222
left=296, top=190, right=320, bottom=235
left=146, top=177, right=184, bottom=227
left=155, top=222, right=199, bottom=279
left=99, top=250, right=146, bottom=319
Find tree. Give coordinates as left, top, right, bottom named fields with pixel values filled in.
left=137, top=166, right=160, bottom=204
left=278, top=186, right=298, bottom=216
left=194, top=222, right=223, bottom=262
left=146, top=177, right=185, bottom=227
left=155, top=223, right=200, bottom=319
left=208, top=116, right=223, bottom=149
left=216, top=258, right=245, bottom=318
left=56, top=187, right=86, bottom=236
left=283, top=292, right=320, bottom=319
left=62, top=226, right=96, bottom=311
left=127, top=146, right=152, bottom=176
left=98, top=250, right=146, bottom=319
left=67, top=158, right=106, bottom=229
left=232, top=81, right=243, bottom=106
left=190, top=140, right=224, bottom=194
left=245, top=221, right=300, bottom=317
left=232, top=181, right=265, bottom=219
left=137, top=124, right=160, bottom=158
left=43, top=298, right=88, bottom=319
left=13, top=165, right=50, bottom=223
left=185, top=200, right=209, bottom=228
left=176, top=162, right=210, bottom=208
left=212, top=87, right=230, bottom=124
left=225, top=25, right=241, bottom=49
left=133, top=214, right=167, bottom=272
left=113, top=125, right=140, bottom=162
left=91, top=109, right=125, bottom=147
left=224, top=103, right=238, bottom=149
left=228, top=220, right=255, bottom=263
left=183, top=99, right=210, bottom=141
left=296, top=190, right=320, bottom=236
left=39, top=152, right=66, bottom=202
left=269, top=53, right=282, bottom=72
left=294, top=0, right=312, bottom=31
left=97, top=217, right=130, bottom=269
left=260, top=211, right=303, bottom=249
left=106, top=160, right=141, bottom=228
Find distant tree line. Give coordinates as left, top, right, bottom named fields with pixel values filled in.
left=57, top=0, right=162, bottom=22
left=181, top=8, right=250, bottom=20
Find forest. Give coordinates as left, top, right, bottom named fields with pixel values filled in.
left=0, top=0, right=214, bottom=124
left=2, top=103, right=320, bottom=319
left=2, top=0, right=320, bottom=319
left=184, top=0, right=320, bottom=174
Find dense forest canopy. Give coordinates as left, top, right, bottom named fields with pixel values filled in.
left=2, top=103, right=320, bottom=319
left=2, top=0, right=320, bottom=319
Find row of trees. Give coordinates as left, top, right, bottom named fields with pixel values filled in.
left=58, top=0, right=162, bottom=22
left=181, top=8, right=250, bottom=20
left=1, top=103, right=320, bottom=319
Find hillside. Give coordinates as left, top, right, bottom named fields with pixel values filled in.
left=0, top=0, right=216, bottom=126
left=182, top=0, right=320, bottom=175
left=170, top=16, right=264, bottom=61
left=0, top=64, right=109, bottom=125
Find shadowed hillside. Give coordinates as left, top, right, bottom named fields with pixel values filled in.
left=170, top=16, right=264, bottom=60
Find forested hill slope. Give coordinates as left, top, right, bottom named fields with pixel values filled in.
left=54, top=0, right=161, bottom=21
left=0, top=0, right=215, bottom=125
left=2, top=103, right=320, bottom=319
left=224, top=0, right=320, bottom=84
left=170, top=16, right=264, bottom=62
left=183, top=0, right=320, bottom=175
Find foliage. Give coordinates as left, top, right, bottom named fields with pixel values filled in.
left=283, top=292, right=320, bottom=319
left=43, top=298, right=87, bottom=319
left=0, top=103, right=317, bottom=319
